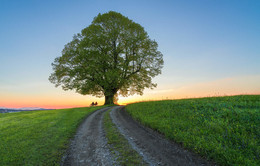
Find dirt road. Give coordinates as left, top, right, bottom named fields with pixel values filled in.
left=62, top=106, right=214, bottom=166
left=62, top=107, right=116, bottom=166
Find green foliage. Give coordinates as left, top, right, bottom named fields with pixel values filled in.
left=103, top=110, right=146, bottom=165
left=0, top=106, right=104, bottom=165
left=126, top=95, right=260, bottom=165
left=49, top=11, right=163, bottom=104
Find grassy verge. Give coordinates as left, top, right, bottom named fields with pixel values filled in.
left=0, top=106, right=105, bottom=165
left=126, top=95, right=260, bottom=166
left=103, top=110, right=146, bottom=165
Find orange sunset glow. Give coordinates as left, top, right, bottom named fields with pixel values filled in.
left=1, top=75, right=259, bottom=109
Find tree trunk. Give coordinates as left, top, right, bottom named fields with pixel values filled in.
left=105, top=94, right=114, bottom=105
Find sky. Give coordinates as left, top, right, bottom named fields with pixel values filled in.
left=0, top=0, right=259, bottom=108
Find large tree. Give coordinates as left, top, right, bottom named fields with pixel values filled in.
left=49, top=11, right=164, bottom=105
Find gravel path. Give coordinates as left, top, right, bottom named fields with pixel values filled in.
left=62, top=107, right=116, bottom=166
left=62, top=106, right=215, bottom=166
left=110, top=106, right=214, bottom=166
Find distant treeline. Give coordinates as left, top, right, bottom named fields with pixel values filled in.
left=0, top=109, right=53, bottom=113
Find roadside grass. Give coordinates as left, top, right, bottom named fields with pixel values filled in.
left=126, top=95, right=260, bottom=166
left=103, top=110, right=146, bottom=165
left=0, top=106, right=105, bottom=166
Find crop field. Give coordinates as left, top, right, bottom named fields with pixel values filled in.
left=0, top=106, right=104, bottom=165
left=126, top=95, right=260, bottom=165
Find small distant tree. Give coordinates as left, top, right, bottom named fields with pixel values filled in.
left=49, top=11, right=164, bottom=105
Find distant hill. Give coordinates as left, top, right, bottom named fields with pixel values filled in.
left=0, top=107, right=53, bottom=113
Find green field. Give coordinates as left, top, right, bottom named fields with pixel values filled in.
left=126, top=95, right=260, bottom=165
left=0, top=106, right=104, bottom=166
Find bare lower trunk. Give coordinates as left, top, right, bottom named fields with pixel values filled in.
left=105, top=95, right=114, bottom=105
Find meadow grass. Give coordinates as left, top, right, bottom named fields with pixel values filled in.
left=126, top=95, right=260, bottom=165
left=103, top=110, right=145, bottom=165
left=0, top=106, right=104, bottom=166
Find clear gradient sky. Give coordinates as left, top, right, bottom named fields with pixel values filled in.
left=0, top=0, right=260, bottom=108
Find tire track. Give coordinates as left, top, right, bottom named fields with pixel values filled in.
left=110, top=106, right=214, bottom=166
left=62, top=107, right=116, bottom=166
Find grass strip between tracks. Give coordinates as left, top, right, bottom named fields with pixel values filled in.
left=126, top=95, right=260, bottom=166
left=103, top=109, right=146, bottom=165
left=0, top=106, right=105, bottom=166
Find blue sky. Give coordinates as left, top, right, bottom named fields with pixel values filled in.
left=0, top=0, right=259, bottom=108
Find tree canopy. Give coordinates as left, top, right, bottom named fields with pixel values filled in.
left=49, top=11, right=164, bottom=105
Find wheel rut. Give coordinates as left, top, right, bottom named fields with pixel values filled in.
left=110, top=106, right=215, bottom=166
left=62, top=107, right=115, bottom=166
